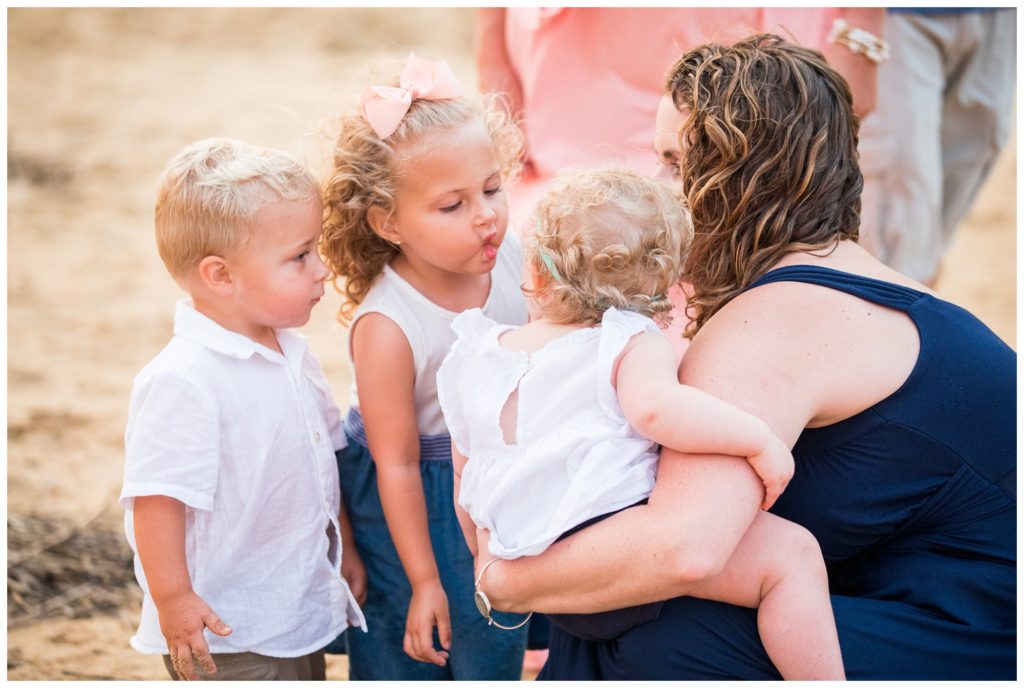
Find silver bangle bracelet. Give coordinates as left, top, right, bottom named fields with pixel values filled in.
left=827, top=18, right=890, bottom=65
left=473, top=558, right=533, bottom=631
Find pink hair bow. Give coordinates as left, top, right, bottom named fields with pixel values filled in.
left=360, top=52, right=466, bottom=139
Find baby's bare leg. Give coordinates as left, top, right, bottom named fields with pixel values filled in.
left=687, top=510, right=844, bottom=680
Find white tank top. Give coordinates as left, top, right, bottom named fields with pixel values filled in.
left=347, top=233, right=528, bottom=436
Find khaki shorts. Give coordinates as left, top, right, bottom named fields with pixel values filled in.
left=162, top=650, right=326, bottom=681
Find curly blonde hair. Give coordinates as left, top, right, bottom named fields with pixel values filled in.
left=665, top=34, right=862, bottom=336
left=321, top=73, right=524, bottom=323
left=530, top=167, right=691, bottom=327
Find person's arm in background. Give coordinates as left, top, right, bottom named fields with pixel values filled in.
left=826, top=8, right=886, bottom=118
left=475, top=7, right=538, bottom=187
left=476, top=8, right=524, bottom=118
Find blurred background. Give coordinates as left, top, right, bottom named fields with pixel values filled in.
left=6, top=8, right=1015, bottom=680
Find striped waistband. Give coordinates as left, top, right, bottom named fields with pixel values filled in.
left=345, top=407, right=452, bottom=462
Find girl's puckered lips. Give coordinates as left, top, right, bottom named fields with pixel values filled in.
left=483, top=232, right=499, bottom=260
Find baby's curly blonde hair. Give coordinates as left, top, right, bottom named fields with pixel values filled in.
left=321, top=69, right=524, bottom=323
left=530, top=167, right=691, bottom=327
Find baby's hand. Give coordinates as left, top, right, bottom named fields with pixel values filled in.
left=156, top=590, right=232, bottom=680
left=746, top=435, right=795, bottom=511
left=403, top=579, right=451, bottom=667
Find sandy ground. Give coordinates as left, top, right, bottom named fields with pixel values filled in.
left=6, top=8, right=1016, bottom=682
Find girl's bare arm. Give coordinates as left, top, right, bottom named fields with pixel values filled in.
left=352, top=313, right=439, bottom=589
left=352, top=314, right=451, bottom=666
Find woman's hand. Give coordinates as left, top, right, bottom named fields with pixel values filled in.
left=403, top=579, right=451, bottom=666
left=746, top=434, right=795, bottom=510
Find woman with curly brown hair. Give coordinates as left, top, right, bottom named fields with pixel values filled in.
left=471, top=35, right=1016, bottom=679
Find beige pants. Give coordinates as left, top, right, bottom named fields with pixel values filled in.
left=162, top=650, right=326, bottom=681
left=858, top=9, right=1016, bottom=284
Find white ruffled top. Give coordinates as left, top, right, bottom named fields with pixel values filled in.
left=436, top=307, right=661, bottom=559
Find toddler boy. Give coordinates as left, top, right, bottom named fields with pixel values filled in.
left=120, top=138, right=365, bottom=681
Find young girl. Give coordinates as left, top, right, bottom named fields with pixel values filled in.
left=319, top=53, right=529, bottom=680
left=436, top=167, right=846, bottom=680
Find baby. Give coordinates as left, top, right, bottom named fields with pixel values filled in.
left=120, top=138, right=365, bottom=681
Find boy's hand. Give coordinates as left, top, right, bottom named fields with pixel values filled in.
left=403, top=579, right=451, bottom=666
left=746, top=435, right=795, bottom=511
left=341, top=551, right=368, bottom=606
left=157, top=590, right=232, bottom=680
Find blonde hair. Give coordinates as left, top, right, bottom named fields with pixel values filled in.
left=155, top=137, right=319, bottom=283
left=531, top=167, right=691, bottom=327
left=321, top=75, right=524, bottom=323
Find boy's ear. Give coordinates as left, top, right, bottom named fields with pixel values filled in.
left=367, top=205, right=401, bottom=245
left=197, top=255, right=233, bottom=296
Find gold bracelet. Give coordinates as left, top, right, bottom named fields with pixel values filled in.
left=473, top=558, right=533, bottom=631
left=827, top=18, right=890, bottom=64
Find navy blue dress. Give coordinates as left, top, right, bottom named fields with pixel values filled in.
left=539, top=266, right=1016, bottom=680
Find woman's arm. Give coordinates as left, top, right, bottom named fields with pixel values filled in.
left=479, top=295, right=821, bottom=614
left=351, top=313, right=450, bottom=665
left=450, top=441, right=478, bottom=558
left=481, top=449, right=764, bottom=613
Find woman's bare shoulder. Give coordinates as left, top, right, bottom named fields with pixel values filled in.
left=679, top=281, right=852, bottom=442
left=683, top=281, right=835, bottom=375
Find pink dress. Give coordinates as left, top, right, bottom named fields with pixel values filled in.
left=480, top=8, right=842, bottom=226
left=478, top=8, right=844, bottom=355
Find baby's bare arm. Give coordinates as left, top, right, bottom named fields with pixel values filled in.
left=616, top=332, right=794, bottom=508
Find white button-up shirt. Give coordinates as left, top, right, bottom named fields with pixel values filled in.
left=120, top=300, right=366, bottom=657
